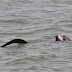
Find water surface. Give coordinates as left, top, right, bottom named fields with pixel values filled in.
left=0, top=0, right=72, bottom=72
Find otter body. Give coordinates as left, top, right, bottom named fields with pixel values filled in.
left=1, top=35, right=71, bottom=47
left=1, top=39, right=27, bottom=47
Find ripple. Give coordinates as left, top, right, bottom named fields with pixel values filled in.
left=0, top=0, right=72, bottom=72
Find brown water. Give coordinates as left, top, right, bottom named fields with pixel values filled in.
left=0, top=0, right=72, bottom=72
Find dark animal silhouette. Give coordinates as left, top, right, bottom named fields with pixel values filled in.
left=1, top=39, right=27, bottom=47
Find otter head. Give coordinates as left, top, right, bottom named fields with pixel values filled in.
left=63, top=35, right=70, bottom=42
left=55, top=35, right=63, bottom=41
left=55, top=35, right=71, bottom=42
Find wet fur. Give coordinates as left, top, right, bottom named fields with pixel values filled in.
left=55, top=35, right=70, bottom=42
left=1, top=39, right=27, bottom=47
left=55, top=35, right=62, bottom=41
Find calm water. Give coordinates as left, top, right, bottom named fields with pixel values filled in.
left=0, top=0, right=72, bottom=72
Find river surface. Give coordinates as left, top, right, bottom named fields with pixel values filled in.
left=0, top=0, right=72, bottom=72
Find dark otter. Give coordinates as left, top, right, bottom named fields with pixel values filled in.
left=1, top=39, right=27, bottom=47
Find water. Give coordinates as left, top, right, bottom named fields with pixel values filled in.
left=0, top=0, right=72, bottom=72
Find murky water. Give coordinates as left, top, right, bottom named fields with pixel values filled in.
left=0, top=0, right=72, bottom=72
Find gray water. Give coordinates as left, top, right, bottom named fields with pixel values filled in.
left=0, top=0, right=72, bottom=72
